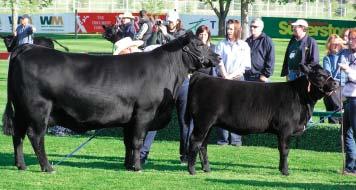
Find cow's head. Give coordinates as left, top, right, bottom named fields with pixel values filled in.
left=300, top=64, right=339, bottom=98
left=0, top=35, right=17, bottom=52
left=102, top=24, right=124, bottom=44
left=179, top=31, right=220, bottom=71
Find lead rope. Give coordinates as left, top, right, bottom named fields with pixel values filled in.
left=340, top=69, right=345, bottom=175
left=52, top=129, right=103, bottom=167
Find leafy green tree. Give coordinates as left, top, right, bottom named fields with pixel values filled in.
left=201, top=0, right=320, bottom=38
left=4, top=0, right=53, bottom=32
left=141, top=0, right=165, bottom=14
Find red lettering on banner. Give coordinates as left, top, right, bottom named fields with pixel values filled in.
left=77, top=12, right=166, bottom=33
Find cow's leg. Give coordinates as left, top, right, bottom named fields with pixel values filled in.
left=131, top=127, right=148, bottom=171
left=278, top=134, right=291, bottom=175
left=12, top=117, right=28, bottom=170
left=199, top=129, right=212, bottom=172
left=123, top=127, right=133, bottom=170
left=27, top=126, right=53, bottom=172
left=26, top=100, right=53, bottom=173
left=188, top=121, right=212, bottom=175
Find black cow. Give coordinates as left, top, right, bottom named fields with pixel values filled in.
left=0, top=35, right=69, bottom=52
left=102, top=24, right=124, bottom=44
left=2, top=32, right=220, bottom=173
left=186, top=64, right=339, bottom=175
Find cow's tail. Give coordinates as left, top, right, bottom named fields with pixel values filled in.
left=184, top=73, right=202, bottom=126
left=52, top=39, right=69, bottom=52
left=2, top=66, right=15, bottom=136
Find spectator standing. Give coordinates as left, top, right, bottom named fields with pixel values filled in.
left=342, top=28, right=350, bottom=46
left=339, top=28, right=356, bottom=176
left=119, top=12, right=136, bottom=39
left=178, top=25, right=216, bottom=164
left=322, top=34, right=346, bottom=123
left=14, top=14, right=36, bottom=46
left=281, top=19, right=319, bottom=81
left=215, top=19, right=251, bottom=146
left=245, top=18, right=275, bottom=82
left=135, top=10, right=153, bottom=47
left=140, top=10, right=187, bottom=165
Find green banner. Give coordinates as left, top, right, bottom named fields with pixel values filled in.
left=262, top=17, right=356, bottom=40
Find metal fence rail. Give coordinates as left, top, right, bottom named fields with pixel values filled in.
left=0, top=0, right=354, bottom=19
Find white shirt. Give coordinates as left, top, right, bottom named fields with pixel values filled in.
left=342, top=51, right=356, bottom=97
left=215, top=39, right=251, bottom=77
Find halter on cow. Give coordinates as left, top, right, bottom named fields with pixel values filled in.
left=2, top=31, right=220, bottom=173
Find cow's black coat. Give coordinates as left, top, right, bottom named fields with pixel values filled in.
left=186, top=64, right=339, bottom=175
left=0, top=35, right=69, bottom=52
left=2, top=32, right=220, bottom=172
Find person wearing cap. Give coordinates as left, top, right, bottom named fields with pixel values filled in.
left=134, top=10, right=154, bottom=47
left=113, top=37, right=144, bottom=55
left=119, top=12, right=136, bottom=40
left=322, top=34, right=346, bottom=124
left=14, top=14, right=36, bottom=46
left=339, top=28, right=356, bottom=176
left=281, top=19, right=319, bottom=81
left=245, top=18, right=275, bottom=82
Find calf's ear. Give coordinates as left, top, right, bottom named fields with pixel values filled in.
left=300, top=64, right=311, bottom=74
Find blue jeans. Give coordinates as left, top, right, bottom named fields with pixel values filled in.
left=177, top=78, right=194, bottom=158
left=216, top=75, right=243, bottom=145
left=216, top=128, right=242, bottom=145
left=344, top=97, right=356, bottom=172
left=140, top=78, right=193, bottom=160
left=140, top=131, right=156, bottom=160
left=287, top=70, right=303, bottom=81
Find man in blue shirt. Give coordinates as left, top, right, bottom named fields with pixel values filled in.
left=14, top=14, right=36, bottom=46
left=245, top=18, right=275, bottom=82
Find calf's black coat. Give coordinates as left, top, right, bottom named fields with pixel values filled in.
left=186, top=64, right=338, bottom=175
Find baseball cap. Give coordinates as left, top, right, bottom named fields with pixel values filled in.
left=20, top=14, right=30, bottom=19
left=291, top=19, right=308, bottom=28
left=166, top=11, right=179, bottom=22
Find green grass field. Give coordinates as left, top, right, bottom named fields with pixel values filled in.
left=0, top=35, right=355, bottom=190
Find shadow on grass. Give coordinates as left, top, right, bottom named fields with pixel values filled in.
left=206, top=178, right=356, bottom=190
left=0, top=152, right=340, bottom=176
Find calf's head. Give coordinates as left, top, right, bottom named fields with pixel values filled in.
left=102, top=25, right=124, bottom=44
left=179, top=31, right=220, bottom=72
left=300, top=64, right=339, bottom=98
left=0, top=35, right=17, bottom=52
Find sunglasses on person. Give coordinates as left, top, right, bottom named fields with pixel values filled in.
left=250, top=25, right=259, bottom=29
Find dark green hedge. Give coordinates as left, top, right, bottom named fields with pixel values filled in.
left=93, top=111, right=343, bottom=153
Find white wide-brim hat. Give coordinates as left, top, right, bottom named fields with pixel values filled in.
left=119, top=12, right=134, bottom=19
left=166, top=11, right=179, bottom=22
left=113, top=37, right=144, bottom=55
left=291, top=19, right=308, bottom=28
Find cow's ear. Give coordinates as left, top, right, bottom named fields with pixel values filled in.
left=300, top=64, right=311, bottom=74
left=186, top=30, right=194, bottom=38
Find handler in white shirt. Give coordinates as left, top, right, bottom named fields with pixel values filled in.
left=214, top=19, right=251, bottom=146
left=216, top=19, right=251, bottom=80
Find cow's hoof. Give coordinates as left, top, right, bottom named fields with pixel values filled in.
left=281, top=171, right=289, bottom=176
left=203, top=167, right=211, bottom=173
left=42, top=166, right=55, bottom=173
left=16, top=165, right=27, bottom=170
left=188, top=167, right=196, bottom=175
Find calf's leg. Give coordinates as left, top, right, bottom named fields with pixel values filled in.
left=123, top=127, right=134, bottom=170
left=278, top=134, right=291, bottom=175
left=199, top=129, right=212, bottom=172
